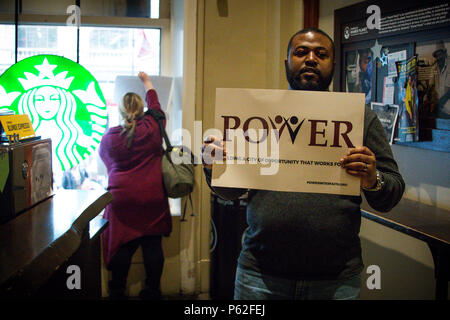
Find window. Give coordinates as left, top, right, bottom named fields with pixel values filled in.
left=17, top=25, right=77, bottom=62
left=0, top=1, right=180, bottom=213
left=0, top=24, right=14, bottom=74
left=79, top=27, right=161, bottom=129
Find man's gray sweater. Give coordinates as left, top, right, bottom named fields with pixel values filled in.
left=204, top=105, right=405, bottom=280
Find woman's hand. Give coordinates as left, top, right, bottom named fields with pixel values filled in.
left=138, top=71, right=154, bottom=91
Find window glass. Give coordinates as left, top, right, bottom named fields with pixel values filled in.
left=17, top=25, right=77, bottom=62
left=150, top=0, right=160, bottom=19
left=0, top=24, right=15, bottom=74
left=416, top=39, right=450, bottom=120
left=54, top=26, right=161, bottom=192
left=344, top=48, right=373, bottom=105
left=79, top=26, right=160, bottom=127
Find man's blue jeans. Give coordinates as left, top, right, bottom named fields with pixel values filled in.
left=234, top=266, right=361, bottom=300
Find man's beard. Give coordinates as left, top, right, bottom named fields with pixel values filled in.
left=286, top=67, right=333, bottom=91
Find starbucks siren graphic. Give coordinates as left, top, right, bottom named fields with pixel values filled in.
left=0, top=55, right=107, bottom=172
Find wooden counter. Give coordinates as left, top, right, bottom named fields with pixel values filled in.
left=0, top=190, right=112, bottom=297
left=361, top=197, right=450, bottom=300
left=361, top=198, right=450, bottom=246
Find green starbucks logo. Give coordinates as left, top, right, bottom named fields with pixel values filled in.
left=0, top=55, right=107, bottom=172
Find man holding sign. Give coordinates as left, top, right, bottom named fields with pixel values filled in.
left=202, top=28, right=404, bottom=300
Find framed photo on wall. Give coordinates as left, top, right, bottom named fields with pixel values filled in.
left=370, top=102, right=399, bottom=145
left=334, top=0, right=450, bottom=152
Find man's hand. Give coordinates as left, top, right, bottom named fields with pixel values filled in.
left=201, top=135, right=227, bottom=169
left=340, top=147, right=377, bottom=189
left=138, top=71, right=154, bottom=91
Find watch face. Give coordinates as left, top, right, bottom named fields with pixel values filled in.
left=374, top=171, right=383, bottom=191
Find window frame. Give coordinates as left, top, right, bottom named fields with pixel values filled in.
left=0, top=13, right=170, bottom=75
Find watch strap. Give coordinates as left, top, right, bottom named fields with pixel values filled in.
left=362, top=170, right=384, bottom=192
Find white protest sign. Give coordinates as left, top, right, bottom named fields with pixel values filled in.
left=212, top=88, right=365, bottom=196
left=114, top=75, right=173, bottom=111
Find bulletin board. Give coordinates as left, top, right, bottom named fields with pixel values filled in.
left=334, top=0, right=450, bottom=152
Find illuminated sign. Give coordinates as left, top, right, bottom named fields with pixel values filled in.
left=0, top=55, right=107, bottom=171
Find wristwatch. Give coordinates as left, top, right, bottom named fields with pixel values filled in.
left=362, top=170, right=384, bottom=192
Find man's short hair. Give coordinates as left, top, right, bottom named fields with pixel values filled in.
left=286, top=28, right=335, bottom=59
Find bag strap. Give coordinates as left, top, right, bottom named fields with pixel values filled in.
left=181, top=193, right=194, bottom=222
left=146, top=108, right=173, bottom=153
